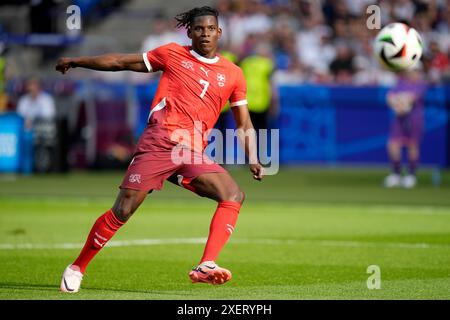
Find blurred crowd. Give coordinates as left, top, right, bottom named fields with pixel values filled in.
left=141, top=0, right=450, bottom=86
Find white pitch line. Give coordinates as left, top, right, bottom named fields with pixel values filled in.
left=0, top=238, right=207, bottom=250
left=233, top=239, right=448, bottom=249
left=0, top=238, right=449, bottom=250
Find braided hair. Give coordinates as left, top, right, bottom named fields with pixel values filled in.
left=174, top=6, right=219, bottom=29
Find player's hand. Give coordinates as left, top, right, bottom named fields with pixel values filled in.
left=250, top=163, right=264, bottom=181
left=55, top=57, right=75, bottom=74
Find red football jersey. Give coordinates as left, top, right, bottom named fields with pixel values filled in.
left=142, top=42, right=247, bottom=151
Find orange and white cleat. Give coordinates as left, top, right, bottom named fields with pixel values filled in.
left=60, top=265, right=83, bottom=293
left=189, top=261, right=232, bottom=285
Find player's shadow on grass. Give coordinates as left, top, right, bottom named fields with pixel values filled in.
left=0, top=282, right=190, bottom=296
left=0, top=282, right=57, bottom=292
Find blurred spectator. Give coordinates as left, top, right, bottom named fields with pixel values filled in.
left=436, top=2, right=450, bottom=34
left=272, top=57, right=305, bottom=85
left=228, top=0, right=272, bottom=55
left=141, top=11, right=187, bottom=52
left=331, top=18, right=348, bottom=44
left=17, top=77, right=57, bottom=173
left=323, top=0, right=350, bottom=26
left=240, top=42, right=274, bottom=130
left=272, top=22, right=299, bottom=72
left=297, top=22, right=335, bottom=73
left=411, top=10, right=433, bottom=48
left=392, top=0, right=415, bottom=22
left=425, top=40, right=450, bottom=83
left=353, top=55, right=396, bottom=86
left=17, top=77, right=55, bottom=129
left=344, top=0, right=375, bottom=16
left=132, top=0, right=450, bottom=85
left=378, top=0, right=394, bottom=26
left=329, top=43, right=355, bottom=84
left=216, top=0, right=235, bottom=49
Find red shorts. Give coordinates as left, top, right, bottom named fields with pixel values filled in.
left=120, top=142, right=226, bottom=192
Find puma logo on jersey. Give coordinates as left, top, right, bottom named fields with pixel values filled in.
left=200, top=67, right=210, bottom=77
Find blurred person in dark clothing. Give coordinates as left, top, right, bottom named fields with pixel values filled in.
left=329, top=42, right=355, bottom=84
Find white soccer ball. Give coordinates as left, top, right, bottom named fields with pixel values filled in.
left=374, top=22, right=423, bottom=71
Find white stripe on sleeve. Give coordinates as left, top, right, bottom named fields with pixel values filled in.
left=142, top=52, right=153, bottom=72
left=230, top=99, right=248, bottom=107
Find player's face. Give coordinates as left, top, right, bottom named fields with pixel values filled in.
left=188, top=15, right=221, bottom=58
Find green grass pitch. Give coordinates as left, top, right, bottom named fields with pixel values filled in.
left=0, top=167, right=449, bottom=300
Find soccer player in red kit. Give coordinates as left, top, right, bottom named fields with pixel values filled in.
left=55, top=6, right=264, bottom=292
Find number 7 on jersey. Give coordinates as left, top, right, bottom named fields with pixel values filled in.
left=199, top=79, right=209, bottom=99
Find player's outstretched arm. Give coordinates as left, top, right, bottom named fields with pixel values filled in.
left=231, top=105, right=264, bottom=181
left=55, top=53, right=148, bottom=74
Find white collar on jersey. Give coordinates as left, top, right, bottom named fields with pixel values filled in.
left=189, top=49, right=219, bottom=64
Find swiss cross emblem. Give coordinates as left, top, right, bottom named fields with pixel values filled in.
left=217, top=73, right=226, bottom=82
left=181, top=60, right=194, bottom=71
left=217, top=73, right=226, bottom=87
left=129, top=174, right=141, bottom=184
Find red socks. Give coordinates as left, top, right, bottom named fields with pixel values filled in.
left=200, top=201, right=241, bottom=264
left=72, top=209, right=124, bottom=274
left=71, top=202, right=240, bottom=274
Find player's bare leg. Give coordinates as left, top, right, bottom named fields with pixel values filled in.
left=111, top=188, right=149, bottom=222
left=183, top=172, right=245, bottom=285
left=190, top=172, right=245, bottom=203
left=385, top=141, right=402, bottom=188
left=60, top=188, right=148, bottom=292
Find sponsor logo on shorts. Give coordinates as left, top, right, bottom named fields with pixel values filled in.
left=129, top=174, right=142, bottom=184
